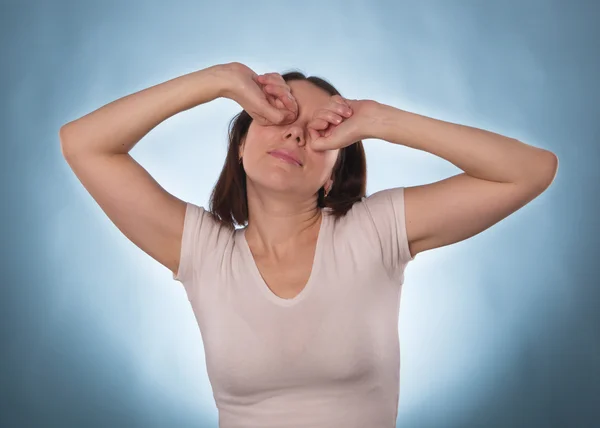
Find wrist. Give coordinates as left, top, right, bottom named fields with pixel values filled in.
left=367, top=101, right=405, bottom=141
left=363, top=100, right=391, bottom=140
left=208, top=62, right=241, bottom=100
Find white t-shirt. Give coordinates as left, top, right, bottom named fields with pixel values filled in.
left=174, top=187, right=415, bottom=428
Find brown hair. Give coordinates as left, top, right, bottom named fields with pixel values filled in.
left=208, top=71, right=368, bottom=229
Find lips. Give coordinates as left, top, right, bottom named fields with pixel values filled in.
left=268, top=149, right=303, bottom=166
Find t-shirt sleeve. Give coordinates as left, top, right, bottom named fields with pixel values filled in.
left=361, top=186, right=416, bottom=279
left=172, top=202, right=222, bottom=301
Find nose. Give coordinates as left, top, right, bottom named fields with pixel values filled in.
left=283, top=126, right=306, bottom=147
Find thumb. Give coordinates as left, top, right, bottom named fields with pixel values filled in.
left=257, top=97, right=287, bottom=124
left=308, top=127, right=328, bottom=151
left=310, top=130, right=338, bottom=151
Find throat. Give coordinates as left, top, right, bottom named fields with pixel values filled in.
left=245, top=211, right=323, bottom=261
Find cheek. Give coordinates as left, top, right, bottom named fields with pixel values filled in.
left=242, top=138, right=267, bottom=159
left=245, top=127, right=274, bottom=150
left=323, top=150, right=340, bottom=170
left=306, top=156, right=337, bottom=183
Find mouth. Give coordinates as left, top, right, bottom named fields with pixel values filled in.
left=268, top=151, right=303, bottom=167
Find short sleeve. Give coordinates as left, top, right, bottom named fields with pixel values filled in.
left=173, top=202, right=221, bottom=301
left=361, top=187, right=416, bottom=279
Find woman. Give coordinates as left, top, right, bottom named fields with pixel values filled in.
left=59, top=62, right=558, bottom=427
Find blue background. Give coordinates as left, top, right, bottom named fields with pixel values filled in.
left=1, top=1, right=598, bottom=427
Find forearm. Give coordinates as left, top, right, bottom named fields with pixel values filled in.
left=59, top=64, right=226, bottom=156
left=371, top=103, right=558, bottom=186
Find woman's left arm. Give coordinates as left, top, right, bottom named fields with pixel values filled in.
left=367, top=102, right=559, bottom=257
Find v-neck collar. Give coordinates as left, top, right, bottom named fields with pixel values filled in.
left=239, top=211, right=328, bottom=307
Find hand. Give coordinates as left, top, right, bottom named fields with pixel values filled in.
left=308, top=96, right=379, bottom=152
left=217, top=62, right=298, bottom=126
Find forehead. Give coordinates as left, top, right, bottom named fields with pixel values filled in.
left=288, top=80, right=332, bottom=115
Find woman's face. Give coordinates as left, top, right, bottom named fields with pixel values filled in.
left=239, top=80, right=339, bottom=201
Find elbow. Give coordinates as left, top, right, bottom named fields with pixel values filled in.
left=541, top=150, right=559, bottom=186
left=532, top=150, right=559, bottom=190
left=59, top=123, right=78, bottom=159
left=59, top=122, right=75, bottom=143
left=59, top=126, right=71, bottom=159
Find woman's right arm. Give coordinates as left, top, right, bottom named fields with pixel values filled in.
left=59, top=64, right=229, bottom=277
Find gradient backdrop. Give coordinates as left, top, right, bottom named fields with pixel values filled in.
left=1, top=1, right=598, bottom=427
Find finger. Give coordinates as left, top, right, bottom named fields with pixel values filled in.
left=258, top=73, right=285, bottom=85
left=329, top=99, right=353, bottom=117
left=260, top=91, right=292, bottom=123
left=316, top=110, right=344, bottom=126
left=268, top=96, right=292, bottom=113
left=256, top=98, right=286, bottom=124
left=308, top=117, right=330, bottom=131
left=331, top=94, right=350, bottom=107
left=265, top=91, right=290, bottom=111
left=257, top=74, right=296, bottom=101
left=281, top=91, right=298, bottom=112
left=264, top=84, right=298, bottom=113
left=308, top=127, right=321, bottom=141
left=265, top=93, right=281, bottom=109
left=273, top=98, right=286, bottom=109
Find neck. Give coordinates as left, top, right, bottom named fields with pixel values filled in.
left=244, top=208, right=322, bottom=261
